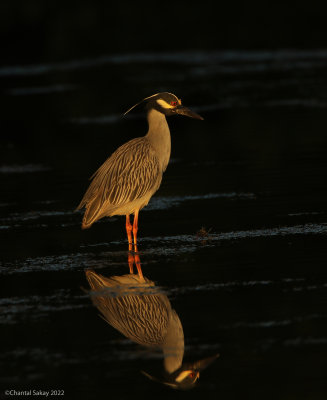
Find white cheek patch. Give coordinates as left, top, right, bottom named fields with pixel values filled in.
left=175, top=370, right=193, bottom=383
left=156, top=99, right=175, bottom=109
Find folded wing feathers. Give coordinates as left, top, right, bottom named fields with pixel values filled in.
left=77, top=138, right=161, bottom=227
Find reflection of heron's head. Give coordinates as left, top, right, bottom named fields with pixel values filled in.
left=170, top=368, right=200, bottom=389
left=142, top=354, right=219, bottom=390
left=85, top=269, right=218, bottom=390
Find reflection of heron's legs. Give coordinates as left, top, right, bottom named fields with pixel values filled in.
left=133, top=210, right=139, bottom=251
left=128, top=253, right=134, bottom=274
left=134, top=246, right=144, bottom=281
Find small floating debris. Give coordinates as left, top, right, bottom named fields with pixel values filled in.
left=196, top=227, right=213, bottom=244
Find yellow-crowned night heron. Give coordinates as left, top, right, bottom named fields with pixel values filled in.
left=85, top=268, right=218, bottom=389
left=77, top=92, right=203, bottom=248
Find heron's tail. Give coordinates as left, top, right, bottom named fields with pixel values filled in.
left=81, top=198, right=102, bottom=229
left=81, top=217, right=92, bottom=230
left=80, top=194, right=118, bottom=229
left=75, top=202, right=93, bottom=229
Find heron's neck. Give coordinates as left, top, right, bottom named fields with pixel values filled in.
left=146, top=109, right=171, bottom=171
left=162, top=310, right=184, bottom=374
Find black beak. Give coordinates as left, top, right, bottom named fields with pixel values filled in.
left=172, top=105, right=204, bottom=120
left=192, top=353, right=219, bottom=371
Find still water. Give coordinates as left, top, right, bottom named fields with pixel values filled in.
left=1, top=50, right=327, bottom=399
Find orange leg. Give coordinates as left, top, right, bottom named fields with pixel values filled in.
left=132, top=211, right=143, bottom=279
left=126, top=215, right=133, bottom=248
left=126, top=215, right=134, bottom=273
left=133, top=210, right=139, bottom=251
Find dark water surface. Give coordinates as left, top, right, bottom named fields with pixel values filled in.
left=1, top=50, right=327, bottom=399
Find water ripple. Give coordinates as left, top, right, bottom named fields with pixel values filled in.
left=1, top=223, right=326, bottom=275
left=0, top=164, right=51, bottom=174
left=142, top=223, right=327, bottom=243
left=0, top=290, right=87, bottom=324
left=0, top=192, right=255, bottom=230
left=6, top=84, right=75, bottom=96
left=2, top=49, right=327, bottom=77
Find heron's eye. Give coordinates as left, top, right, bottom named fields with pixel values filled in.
left=170, top=101, right=178, bottom=107
left=189, top=371, right=196, bottom=378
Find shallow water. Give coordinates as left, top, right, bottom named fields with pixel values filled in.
left=1, top=49, right=327, bottom=399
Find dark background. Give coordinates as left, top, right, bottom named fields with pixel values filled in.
left=1, top=2, right=327, bottom=399
left=1, top=2, right=327, bottom=63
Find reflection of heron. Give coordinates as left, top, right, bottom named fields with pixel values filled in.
left=85, top=265, right=218, bottom=389
left=77, top=92, right=203, bottom=250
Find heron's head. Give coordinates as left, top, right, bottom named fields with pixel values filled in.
left=142, top=354, right=219, bottom=390
left=124, top=92, right=204, bottom=120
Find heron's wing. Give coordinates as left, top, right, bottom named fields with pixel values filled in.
left=96, top=293, right=171, bottom=346
left=86, top=270, right=170, bottom=346
left=77, top=137, right=161, bottom=224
